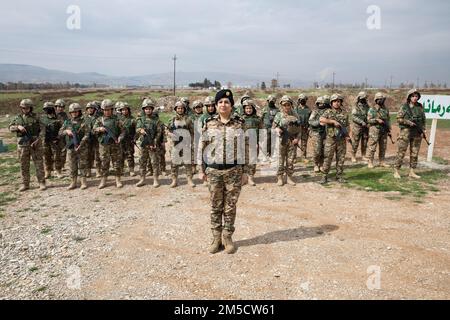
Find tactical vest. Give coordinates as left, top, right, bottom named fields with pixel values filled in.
left=98, top=116, right=120, bottom=145
left=263, top=107, right=279, bottom=128
left=310, top=108, right=328, bottom=134
left=352, top=102, right=369, bottom=126
left=398, top=103, right=425, bottom=131
left=325, top=109, right=349, bottom=138
left=295, top=106, right=311, bottom=126
left=13, top=113, right=41, bottom=145
left=137, top=116, right=158, bottom=147
left=64, top=117, right=85, bottom=149
left=41, top=115, right=62, bottom=143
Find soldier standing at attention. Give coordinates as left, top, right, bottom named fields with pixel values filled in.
left=261, top=95, right=279, bottom=157
left=40, top=102, right=63, bottom=179
left=294, top=93, right=312, bottom=163
left=199, top=97, right=217, bottom=128
left=199, top=89, right=247, bottom=254
left=320, top=94, right=351, bottom=184
left=308, top=96, right=329, bottom=173
left=351, top=92, right=370, bottom=163
left=273, top=95, right=301, bottom=187
left=117, top=102, right=137, bottom=177
left=367, top=92, right=391, bottom=169
left=190, top=100, right=204, bottom=174
left=93, top=99, right=126, bottom=189
left=393, top=89, right=426, bottom=179
left=84, top=102, right=102, bottom=178
left=242, top=99, right=263, bottom=186
left=55, top=99, right=69, bottom=168
left=135, top=99, right=162, bottom=188
left=168, top=101, right=195, bottom=188
left=59, top=103, right=90, bottom=190
left=9, top=99, right=46, bottom=191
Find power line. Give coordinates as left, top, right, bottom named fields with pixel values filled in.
left=173, top=54, right=177, bottom=96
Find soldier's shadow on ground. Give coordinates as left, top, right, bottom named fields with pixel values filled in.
left=235, top=224, right=339, bottom=248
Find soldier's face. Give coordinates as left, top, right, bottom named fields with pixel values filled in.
left=70, top=111, right=80, bottom=119
left=121, top=108, right=130, bottom=116
left=87, top=107, right=95, bottom=115
left=176, top=106, right=185, bottom=115
left=103, top=109, right=113, bottom=116
left=207, top=105, right=215, bottom=113
left=21, top=106, right=31, bottom=114
left=56, top=106, right=65, bottom=113
left=410, top=94, right=419, bottom=104
left=332, top=100, right=342, bottom=109
left=244, top=106, right=253, bottom=115
left=217, top=98, right=232, bottom=116
left=144, top=107, right=153, bottom=116
left=281, top=103, right=292, bottom=113
left=194, top=106, right=203, bottom=114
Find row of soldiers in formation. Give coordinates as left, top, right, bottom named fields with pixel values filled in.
left=8, top=88, right=427, bottom=191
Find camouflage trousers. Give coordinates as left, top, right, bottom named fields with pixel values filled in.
left=351, top=124, right=369, bottom=157
left=310, top=130, right=326, bottom=168
left=86, top=139, right=101, bottom=173
left=170, top=146, right=193, bottom=178
left=394, top=129, right=422, bottom=169
left=367, top=126, right=388, bottom=162
left=323, top=137, right=347, bottom=177
left=298, top=127, right=309, bottom=158
left=99, top=143, right=123, bottom=177
left=43, top=141, right=63, bottom=172
left=139, top=147, right=159, bottom=177
left=120, top=140, right=135, bottom=171
left=206, top=165, right=243, bottom=233
left=148, top=144, right=166, bottom=174
left=58, top=139, right=67, bottom=168
left=277, top=139, right=297, bottom=177
left=67, top=147, right=88, bottom=178
left=17, top=143, right=45, bottom=185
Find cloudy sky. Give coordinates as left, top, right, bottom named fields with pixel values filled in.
left=1, top=0, right=449, bottom=86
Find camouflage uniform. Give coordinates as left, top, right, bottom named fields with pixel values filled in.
left=321, top=95, right=350, bottom=181
left=59, top=106, right=89, bottom=180
left=242, top=100, right=263, bottom=177
left=351, top=92, right=370, bottom=159
left=261, top=95, right=279, bottom=156
left=367, top=93, right=390, bottom=164
left=294, top=94, right=312, bottom=159
left=9, top=100, right=46, bottom=191
left=118, top=107, right=136, bottom=175
left=273, top=97, right=301, bottom=180
left=40, top=102, right=63, bottom=177
left=394, top=90, right=426, bottom=170
left=93, top=101, right=126, bottom=185
left=55, top=100, right=69, bottom=168
left=308, top=97, right=329, bottom=171
left=83, top=104, right=101, bottom=177
left=233, top=93, right=251, bottom=116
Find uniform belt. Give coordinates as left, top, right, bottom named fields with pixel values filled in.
left=207, top=163, right=239, bottom=170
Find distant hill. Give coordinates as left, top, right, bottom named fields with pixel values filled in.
left=0, top=64, right=310, bottom=88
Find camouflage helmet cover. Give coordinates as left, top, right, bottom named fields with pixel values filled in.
left=407, top=88, right=421, bottom=100
left=357, top=91, right=368, bottom=100
left=68, top=103, right=82, bottom=113
left=323, top=95, right=331, bottom=105
left=55, top=99, right=66, bottom=107
left=204, top=96, right=215, bottom=106
left=142, top=98, right=155, bottom=109
left=330, top=94, right=344, bottom=103
left=315, top=96, right=325, bottom=106
left=298, top=93, right=308, bottom=101
left=374, top=92, right=386, bottom=102
left=101, top=99, right=114, bottom=110
left=192, top=100, right=204, bottom=109
left=43, top=101, right=55, bottom=110
left=20, top=99, right=34, bottom=108
left=279, top=95, right=294, bottom=106
left=267, top=95, right=276, bottom=103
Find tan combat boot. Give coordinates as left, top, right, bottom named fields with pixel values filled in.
left=98, top=177, right=107, bottom=189
left=153, top=175, right=160, bottom=188
left=248, top=175, right=256, bottom=186
left=129, top=167, right=136, bottom=177
left=67, top=177, right=77, bottom=190
left=222, top=230, right=237, bottom=254
left=136, top=175, right=146, bottom=187
left=19, top=183, right=30, bottom=192
left=85, top=170, right=91, bottom=178
left=187, top=176, right=196, bottom=188
left=55, top=170, right=63, bottom=178
left=286, top=175, right=296, bottom=186
left=95, top=170, right=102, bottom=178
left=393, top=169, right=401, bottom=179
left=208, top=230, right=223, bottom=254
left=277, top=176, right=284, bottom=186
left=170, top=177, right=177, bottom=188
left=379, top=161, right=390, bottom=168
left=44, top=169, right=51, bottom=179
left=39, top=181, right=47, bottom=191
left=115, top=176, right=123, bottom=188
left=314, top=166, right=320, bottom=173
left=362, top=155, right=369, bottom=162
left=409, top=169, right=421, bottom=179
left=80, top=177, right=88, bottom=190
left=351, top=154, right=357, bottom=163
left=368, top=159, right=374, bottom=169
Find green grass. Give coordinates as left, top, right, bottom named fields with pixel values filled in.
left=0, top=191, right=17, bottom=210
left=0, top=92, right=40, bottom=101
left=344, top=166, right=448, bottom=198
left=41, top=227, right=52, bottom=234
left=433, top=157, right=449, bottom=165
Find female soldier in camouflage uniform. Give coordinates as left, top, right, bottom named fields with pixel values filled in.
left=367, top=92, right=391, bottom=169
left=135, top=99, right=162, bottom=188
left=117, top=102, right=137, bottom=177
left=9, top=99, right=46, bottom=192
left=199, top=97, right=217, bottom=128
left=294, top=94, right=312, bottom=162
left=320, top=94, right=351, bottom=184
left=84, top=102, right=102, bottom=178
left=350, top=92, right=370, bottom=163
left=308, top=96, right=329, bottom=173
left=93, top=99, right=126, bottom=189
left=242, top=99, right=263, bottom=186
left=261, top=95, right=279, bottom=157
left=168, top=101, right=195, bottom=188
left=59, top=103, right=90, bottom=190
left=273, top=95, right=301, bottom=186
left=55, top=99, right=68, bottom=168
left=41, top=101, right=63, bottom=179
left=393, top=89, right=426, bottom=179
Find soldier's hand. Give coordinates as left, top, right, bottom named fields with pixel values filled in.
left=241, top=174, right=248, bottom=185
left=292, top=139, right=299, bottom=146
left=333, top=120, right=341, bottom=128
left=377, top=119, right=385, bottom=124
left=199, top=172, right=207, bottom=182
left=65, top=130, right=73, bottom=137
left=17, top=125, right=26, bottom=133
left=407, top=121, right=416, bottom=127
left=139, top=129, right=146, bottom=135
left=275, top=127, right=283, bottom=136
left=98, top=127, right=107, bottom=133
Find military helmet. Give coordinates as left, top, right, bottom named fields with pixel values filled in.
left=20, top=99, right=34, bottom=108
left=55, top=99, right=66, bottom=107
left=374, top=92, right=386, bottom=102
left=407, top=88, right=421, bottom=100
left=330, top=94, right=344, bottom=103
left=68, top=103, right=82, bottom=113
left=323, top=95, right=331, bottom=105
left=357, top=91, right=368, bottom=100
left=43, top=101, right=55, bottom=110
left=192, top=100, right=204, bottom=109
left=92, top=100, right=101, bottom=108
left=101, top=99, right=114, bottom=110
left=241, top=93, right=251, bottom=104
left=267, top=95, right=276, bottom=103
left=115, top=101, right=125, bottom=111
left=174, top=101, right=187, bottom=112
left=204, top=96, right=215, bottom=106
left=315, top=96, right=324, bottom=106
left=142, top=98, right=156, bottom=109
left=180, top=97, right=190, bottom=105
left=86, top=102, right=96, bottom=110
left=279, top=95, right=294, bottom=106
left=298, top=93, right=308, bottom=101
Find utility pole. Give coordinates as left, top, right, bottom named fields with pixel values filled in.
left=172, top=54, right=177, bottom=96
left=276, top=72, right=280, bottom=89
left=416, top=77, right=420, bottom=89
left=332, top=72, right=336, bottom=90
left=389, top=75, right=393, bottom=89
